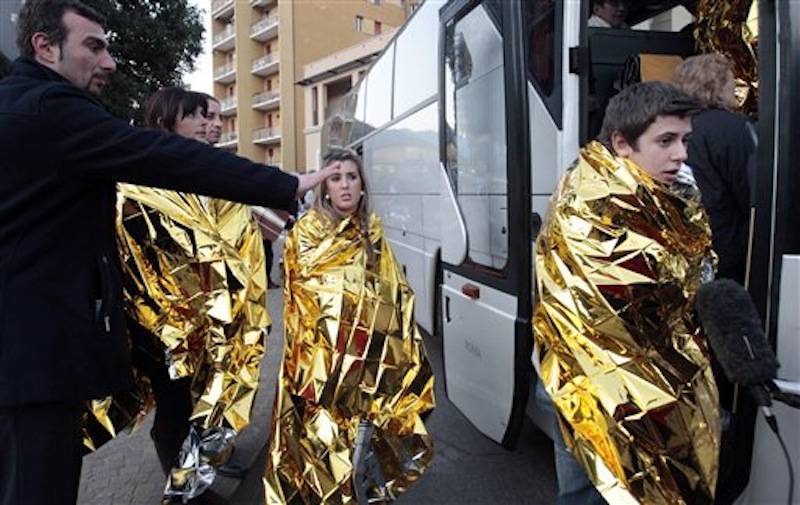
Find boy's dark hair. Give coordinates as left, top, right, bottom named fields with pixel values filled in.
left=202, top=93, right=220, bottom=105
left=144, top=87, right=208, bottom=132
left=16, top=0, right=107, bottom=59
left=598, top=81, right=700, bottom=151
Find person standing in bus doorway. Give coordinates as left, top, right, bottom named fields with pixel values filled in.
left=673, top=53, right=758, bottom=505
left=533, top=82, right=721, bottom=504
left=587, top=0, right=630, bottom=29
left=263, top=148, right=435, bottom=504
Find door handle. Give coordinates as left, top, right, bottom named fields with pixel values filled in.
left=462, top=283, right=480, bottom=299
left=445, top=295, right=451, bottom=323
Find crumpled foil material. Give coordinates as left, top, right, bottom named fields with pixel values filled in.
left=263, top=209, right=435, bottom=504
left=82, top=185, right=269, bottom=502
left=694, top=0, right=758, bottom=114
left=532, top=142, right=721, bottom=504
left=164, top=425, right=236, bottom=501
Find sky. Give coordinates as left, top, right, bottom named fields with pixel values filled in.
left=183, top=0, right=213, bottom=94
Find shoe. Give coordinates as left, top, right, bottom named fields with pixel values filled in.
left=217, top=456, right=248, bottom=479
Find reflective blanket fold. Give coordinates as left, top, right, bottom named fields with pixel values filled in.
left=83, top=185, right=269, bottom=501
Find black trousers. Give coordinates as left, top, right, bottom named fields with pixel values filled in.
left=129, top=320, right=193, bottom=475
left=264, top=239, right=275, bottom=283
left=0, top=401, right=84, bottom=505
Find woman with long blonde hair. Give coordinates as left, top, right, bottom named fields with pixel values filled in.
left=263, top=147, right=435, bottom=504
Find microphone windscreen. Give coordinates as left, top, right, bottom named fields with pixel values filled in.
left=695, top=279, right=779, bottom=386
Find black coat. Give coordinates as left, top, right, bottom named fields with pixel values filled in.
left=687, top=108, right=755, bottom=284
left=0, top=58, right=298, bottom=407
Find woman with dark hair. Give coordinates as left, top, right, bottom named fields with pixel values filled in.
left=263, top=148, right=435, bottom=504
left=84, top=86, right=269, bottom=502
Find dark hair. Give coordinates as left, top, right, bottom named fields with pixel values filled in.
left=143, top=87, right=208, bottom=132
left=591, top=0, right=629, bottom=7
left=202, top=93, right=220, bottom=105
left=16, top=0, right=107, bottom=59
left=598, top=81, right=700, bottom=150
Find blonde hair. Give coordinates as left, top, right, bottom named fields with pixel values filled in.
left=672, top=53, right=736, bottom=110
left=315, top=147, right=375, bottom=261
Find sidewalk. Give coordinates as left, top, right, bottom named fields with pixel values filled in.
left=78, top=286, right=286, bottom=505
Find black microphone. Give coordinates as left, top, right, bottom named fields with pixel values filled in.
left=695, top=278, right=781, bottom=432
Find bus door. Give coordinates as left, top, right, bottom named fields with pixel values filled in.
left=742, top=1, right=800, bottom=502
left=438, top=0, right=533, bottom=448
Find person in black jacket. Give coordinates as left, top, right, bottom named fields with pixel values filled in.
left=0, top=2, right=339, bottom=504
left=673, top=53, right=755, bottom=285
left=672, top=53, right=758, bottom=505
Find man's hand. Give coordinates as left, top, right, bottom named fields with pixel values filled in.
left=295, top=161, right=341, bottom=198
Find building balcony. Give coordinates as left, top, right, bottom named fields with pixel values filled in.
left=220, top=96, right=237, bottom=116
left=252, top=54, right=279, bottom=76
left=212, top=25, right=235, bottom=52
left=213, top=62, right=236, bottom=84
left=252, top=90, right=280, bottom=111
left=211, top=0, right=234, bottom=20
left=217, top=131, right=238, bottom=149
left=250, top=0, right=276, bottom=7
left=251, top=15, right=279, bottom=42
left=253, top=127, right=281, bottom=145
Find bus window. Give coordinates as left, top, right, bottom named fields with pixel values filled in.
left=526, top=0, right=555, bottom=96
left=444, top=4, right=508, bottom=271
left=524, top=0, right=562, bottom=128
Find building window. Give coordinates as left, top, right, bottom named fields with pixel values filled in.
left=355, top=15, right=364, bottom=32
left=311, top=87, right=319, bottom=127
left=374, top=21, right=382, bottom=34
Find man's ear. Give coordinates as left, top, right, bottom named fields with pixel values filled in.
left=611, top=131, right=633, bottom=158
left=31, top=32, right=59, bottom=64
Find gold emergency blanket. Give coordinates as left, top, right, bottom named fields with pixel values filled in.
left=83, top=185, right=269, bottom=500
left=263, top=209, right=435, bottom=504
left=532, top=142, right=720, bottom=504
left=694, top=0, right=758, bottom=114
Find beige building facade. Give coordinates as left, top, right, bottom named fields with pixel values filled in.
left=210, top=0, right=416, bottom=172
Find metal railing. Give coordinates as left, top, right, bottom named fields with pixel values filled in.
left=212, top=25, right=235, bottom=46
left=253, top=127, right=281, bottom=141
left=252, top=54, right=279, bottom=73
left=253, top=90, right=280, bottom=106
left=213, top=62, right=235, bottom=79
left=218, top=131, right=238, bottom=144
left=251, top=15, right=279, bottom=36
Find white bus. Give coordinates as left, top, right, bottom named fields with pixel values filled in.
left=321, top=1, right=800, bottom=503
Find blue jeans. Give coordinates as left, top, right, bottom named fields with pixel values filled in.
left=536, top=380, right=606, bottom=505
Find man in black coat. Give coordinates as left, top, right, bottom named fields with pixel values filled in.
left=0, top=2, right=339, bottom=504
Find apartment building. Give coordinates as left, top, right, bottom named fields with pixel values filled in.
left=210, top=0, right=417, bottom=171
left=300, top=27, right=398, bottom=170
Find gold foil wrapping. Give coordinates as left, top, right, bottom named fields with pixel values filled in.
left=263, top=209, right=435, bottom=504
left=533, top=142, right=720, bottom=504
left=694, top=0, right=759, bottom=114
left=83, top=185, right=269, bottom=497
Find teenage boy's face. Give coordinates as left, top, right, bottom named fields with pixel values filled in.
left=613, top=115, right=692, bottom=185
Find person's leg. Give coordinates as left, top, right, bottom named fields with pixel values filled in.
left=264, top=239, right=277, bottom=288
left=0, top=401, right=84, bottom=505
left=536, top=380, right=606, bottom=505
left=129, top=321, right=193, bottom=474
